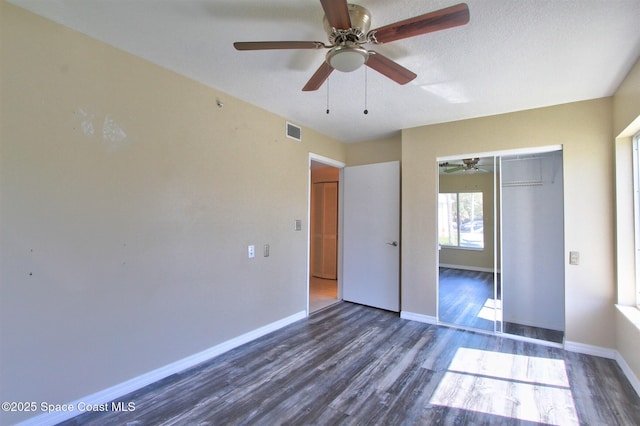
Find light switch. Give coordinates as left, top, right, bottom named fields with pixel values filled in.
left=294, top=219, right=302, bottom=231
left=569, top=251, right=579, bottom=265
left=264, top=244, right=270, bottom=257
left=248, top=245, right=255, bottom=259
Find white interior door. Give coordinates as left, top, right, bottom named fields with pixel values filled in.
left=343, top=161, right=400, bottom=312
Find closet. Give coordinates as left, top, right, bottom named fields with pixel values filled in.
left=437, top=148, right=565, bottom=343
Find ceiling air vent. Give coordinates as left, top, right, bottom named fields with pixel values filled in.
left=286, top=122, right=301, bottom=142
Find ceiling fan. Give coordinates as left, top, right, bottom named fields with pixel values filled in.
left=439, top=158, right=489, bottom=173
left=233, top=0, right=470, bottom=91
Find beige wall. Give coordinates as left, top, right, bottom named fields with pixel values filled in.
left=345, top=133, right=401, bottom=166
left=613, top=58, right=640, bottom=138
left=613, top=57, right=640, bottom=386
left=402, top=98, right=615, bottom=348
left=616, top=307, right=640, bottom=386
left=0, top=3, right=345, bottom=423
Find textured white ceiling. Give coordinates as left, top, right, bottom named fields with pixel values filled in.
left=8, top=0, right=640, bottom=143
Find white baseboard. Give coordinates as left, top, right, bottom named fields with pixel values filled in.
left=563, top=340, right=617, bottom=359
left=564, top=340, right=640, bottom=398
left=18, top=310, right=306, bottom=426
left=615, top=351, right=640, bottom=397
left=17, top=310, right=639, bottom=426
left=401, top=311, right=437, bottom=325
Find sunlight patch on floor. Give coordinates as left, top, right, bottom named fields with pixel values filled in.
left=429, top=347, right=579, bottom=425
left=477, top=298, right=503, bottom=322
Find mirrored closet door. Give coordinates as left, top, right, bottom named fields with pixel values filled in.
left=437, top=156, right=500, bottom=333
left=437, top=148, right=564, bottom=344
left=499, top=150, right=565, bottom=343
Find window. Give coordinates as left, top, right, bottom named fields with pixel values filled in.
left=438, top=192, right=484, bottom=249
left=633, top=132, right=640, bottom=308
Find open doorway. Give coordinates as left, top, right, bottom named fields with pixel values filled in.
left=309, top=159, right=341, bottom=312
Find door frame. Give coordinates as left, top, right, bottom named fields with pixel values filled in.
left=307, top=153, right=345, bottom=316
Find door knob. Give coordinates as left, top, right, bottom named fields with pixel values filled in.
left=386, top=241, right=398, bottom=247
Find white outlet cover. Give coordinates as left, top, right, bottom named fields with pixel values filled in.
left=569, top=251, right=579, bottom=265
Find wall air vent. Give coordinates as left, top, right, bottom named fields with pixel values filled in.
left=286, top=122, right=302, bottom=142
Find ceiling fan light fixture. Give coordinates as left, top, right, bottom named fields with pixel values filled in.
left=326, top=45, right=369, bottom=72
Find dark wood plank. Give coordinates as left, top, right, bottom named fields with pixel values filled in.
left=60, top=302, right=640, bottom=426
left=504, top=321, right=564, bottom=343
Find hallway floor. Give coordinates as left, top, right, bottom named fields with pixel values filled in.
left=309, top=276, right=339, bottom=312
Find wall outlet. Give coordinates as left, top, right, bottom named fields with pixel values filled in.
left=248, top=245, right=255, bottom=259
left=569, top=251, right=579, bottom=265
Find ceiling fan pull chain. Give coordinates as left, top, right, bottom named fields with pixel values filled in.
left=326, top=76, right=330, bottom=114
left=363, top=66, right=369, bottom=115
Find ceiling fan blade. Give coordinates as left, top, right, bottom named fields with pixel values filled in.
left=369, top=3, right=470, bottom=44
left=302, top=62, right=335, bottom=91
left=445, top=166, right=465, bottom=173
left=366, top=51, right=416, bottom=85
left=320, top=0, right=351, bottom=29
left=234, top=41, right=328, bottom=50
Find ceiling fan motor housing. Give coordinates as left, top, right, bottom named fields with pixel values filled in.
left=323, top=4, right=372, bottom=45
left=323, top=4, right=372, bottom=72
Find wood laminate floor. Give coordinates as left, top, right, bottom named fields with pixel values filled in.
left=61, top=302, right=639, bottom=425
left=439, top=267, right=564, bottom=343
left=439, top=267, right=496, bottom=332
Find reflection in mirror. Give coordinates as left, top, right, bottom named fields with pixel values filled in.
left=438, top=156, right=497, bottom=333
